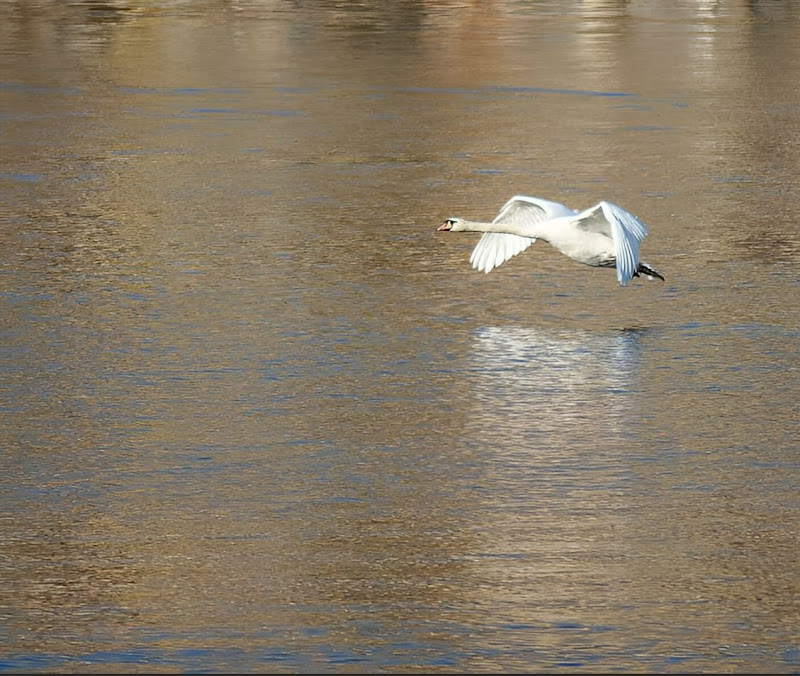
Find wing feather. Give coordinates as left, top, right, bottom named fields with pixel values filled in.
left=470, top=195, right=576, bottom=273
left=572, top=201, right=648, bottom=286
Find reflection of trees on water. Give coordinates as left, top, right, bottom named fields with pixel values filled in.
left=4, top=0, right=799, bottom=267
left=641, top=0, right=800, bottom=264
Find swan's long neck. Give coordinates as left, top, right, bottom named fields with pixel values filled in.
left=458, top=219, right=542, bottom=238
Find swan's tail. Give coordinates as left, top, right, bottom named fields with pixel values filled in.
left=634, top=262, right=665, bottom=282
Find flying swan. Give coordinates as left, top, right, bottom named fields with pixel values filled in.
left=437, top=195, right=664, bottom=287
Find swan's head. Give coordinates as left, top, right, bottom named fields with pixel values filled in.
left=438, top=217, right=466, bottom=232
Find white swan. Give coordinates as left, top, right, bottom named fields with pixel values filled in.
left=437, top=195, right=664, bottom=287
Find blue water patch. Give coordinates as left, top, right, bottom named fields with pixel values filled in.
left=623, top=125, right=673, bottom=132
left=499, top=623, right=542, bottom=630
left=171, top=87, right=248, bottom=95
left=121, top=85, right=265, bottom=99
left=0, top=173, right=41, bottom=182
left=106, top=149, right=187, bottom=156
left=181, top=108, right=301, bottom=117
left=711, top=173, right=757, bottom=183
left=325, top=650, right=371, bottom=664
left=256, top=649, right=297, bottom=664
left=187, top=107, right=239, bottom=114
left=327, top=496, right=363, bottom=504
left=392, top=85, right=634, bottom=97
left=0, top=81, right=80, bottom=96
left=274, top=85, right=318, bottom=94
left=780, top=646, right=800, bottom=666
left=253, top=109, right=302, bottom=116
left=495, top=85, right=632, bottom=97
left=81, top=648, right=165, bottom=665
left=117, top=86, right=159, bottom=94
left=427, top=656, right=460, bottom=667
left=0, top=654, right=64, bottom=671
left=553, top=621, right=585, bottom=630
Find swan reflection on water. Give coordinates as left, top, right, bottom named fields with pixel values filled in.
left=458, top=327, right=650, bottom=638
left=466, top=325, right=645, bottom=453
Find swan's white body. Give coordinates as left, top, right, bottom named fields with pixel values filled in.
left=438, top=195, right=663, bottom=287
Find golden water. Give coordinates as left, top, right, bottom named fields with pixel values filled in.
left=2, top=1, right=799, bottom=672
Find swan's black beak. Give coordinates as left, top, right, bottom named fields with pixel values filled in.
left=438, top=220, right=452, bottom=231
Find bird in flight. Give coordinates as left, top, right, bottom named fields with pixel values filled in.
left=438, top=195, right=664, bottom=287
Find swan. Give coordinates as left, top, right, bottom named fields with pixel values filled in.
left=437, top=195, right=664, bottom=287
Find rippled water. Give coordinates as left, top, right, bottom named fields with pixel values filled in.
left=2, top=1, right=799, bottom=673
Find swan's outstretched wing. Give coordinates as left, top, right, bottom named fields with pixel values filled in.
left=573, top=201, right=648, bottom=286
left=470, top=195, right=577, bottom=273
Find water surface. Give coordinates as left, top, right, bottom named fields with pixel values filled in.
left=1, top=1, right=799, bottom=673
